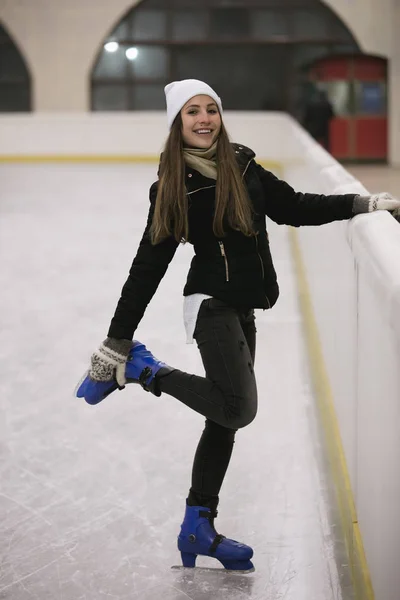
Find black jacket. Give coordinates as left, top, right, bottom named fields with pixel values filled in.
left=108, top=144, right=357, bottom=340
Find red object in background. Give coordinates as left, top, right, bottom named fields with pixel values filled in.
left=308, top=55, right=388, bottom=162
left=355, top=118, right=387, bottom=159
left=312, top=57, right=349, bottom=81
left=353, top=56, right=386, bottom=80
left=330, top=118, right=350, bottom=159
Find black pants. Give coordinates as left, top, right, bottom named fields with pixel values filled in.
left=158, top=299, right=257, bottom=511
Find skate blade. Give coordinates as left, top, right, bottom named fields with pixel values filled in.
left=171, top=565, right=255, bottom=574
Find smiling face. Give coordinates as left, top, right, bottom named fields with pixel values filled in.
left=180, top=95, right=222, bottom=149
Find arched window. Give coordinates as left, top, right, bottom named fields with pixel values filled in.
left=0, top=23, right=31, bottom=112
left=91, top=0, right=360, bottom=113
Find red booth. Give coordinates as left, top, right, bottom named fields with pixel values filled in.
left=309, top=55, right=387, bottom=162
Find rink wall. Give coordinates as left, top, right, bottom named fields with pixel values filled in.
left=2, top=112, right=400, bottom=600
left=285, top=123, right=400, bottom=600
left=0, top=112, right=294, bottom=171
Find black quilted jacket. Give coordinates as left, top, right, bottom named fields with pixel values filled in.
left=108, top=144, right=357, bottom=339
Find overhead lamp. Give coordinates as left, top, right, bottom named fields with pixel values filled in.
left=104, top=42, right=119, bottom=53
left=126, top=47, right=139, bottom=60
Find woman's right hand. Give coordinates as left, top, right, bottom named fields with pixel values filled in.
left=89, top=338, right=133, bottom=387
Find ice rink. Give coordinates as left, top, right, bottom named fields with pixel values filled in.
left=0, top=163, right=355, bottom=600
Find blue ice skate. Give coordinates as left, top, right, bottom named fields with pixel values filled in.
left=175, top=504, right=254, bottom=573
left=75, top=341, right=169, bottom=405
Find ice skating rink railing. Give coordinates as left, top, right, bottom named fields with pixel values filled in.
left=284, top=122, right=400, bottom=600
left=2, top=112, right=400, bottom=600
left=0, top=111, right=291, bottom=169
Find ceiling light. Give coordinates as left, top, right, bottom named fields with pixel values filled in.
left=126, top=47, right=139, bottom=60
left=104, top=42, right=119, bottom=53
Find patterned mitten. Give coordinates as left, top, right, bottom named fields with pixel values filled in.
left=354, top=192, right=400, bottom=218
left=89, top=338, right=132, bottom=387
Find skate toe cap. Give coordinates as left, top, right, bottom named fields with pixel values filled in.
left=218, top=539, right=253, bottom=560
left=76, top=377, right=115, bottom=405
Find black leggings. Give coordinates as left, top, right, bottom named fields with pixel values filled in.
left=158, top=298, right=257, bottom=511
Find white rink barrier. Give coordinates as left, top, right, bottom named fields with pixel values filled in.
left=285, top=119, right=400, bottom=600
left=2, top=111, right=400, bottom=600
left=0, top=112, right=296, bottom=170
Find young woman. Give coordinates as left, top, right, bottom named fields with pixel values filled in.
left=77, top=79, right=400, bottom=573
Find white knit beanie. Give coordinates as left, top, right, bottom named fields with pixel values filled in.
left=164, top=79, right=223, bottom=129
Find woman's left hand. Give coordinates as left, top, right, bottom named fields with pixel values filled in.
left=366, top=192, right=400, bottom=216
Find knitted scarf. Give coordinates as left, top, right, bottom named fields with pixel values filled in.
left=183, top=141, right=218, bottom=180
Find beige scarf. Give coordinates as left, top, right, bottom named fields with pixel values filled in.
left=183, top=141, right=218, bottom=180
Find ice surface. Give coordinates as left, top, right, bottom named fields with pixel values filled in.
left=0, top=163, right=353, bottom=599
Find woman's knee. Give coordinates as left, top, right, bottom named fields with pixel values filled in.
left=204, top=419, right=237, bottom=437
left=226, top=400, right=257, bottom=429
left=235, top=410, right=257, bottom=429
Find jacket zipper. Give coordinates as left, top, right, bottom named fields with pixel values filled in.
left=255, top=236, right=271, bottom=308
left=187, top=184, right=216, bottom=196
left=218, top=158, right=249, bottom=284
left=242, top=159, right=251, bottom=179
left=190, top=156, right=251, bottom=287
left=218, top=241, right=230, bottom=282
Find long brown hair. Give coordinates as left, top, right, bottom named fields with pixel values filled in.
left=150, top=113, right=255, bottom=244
